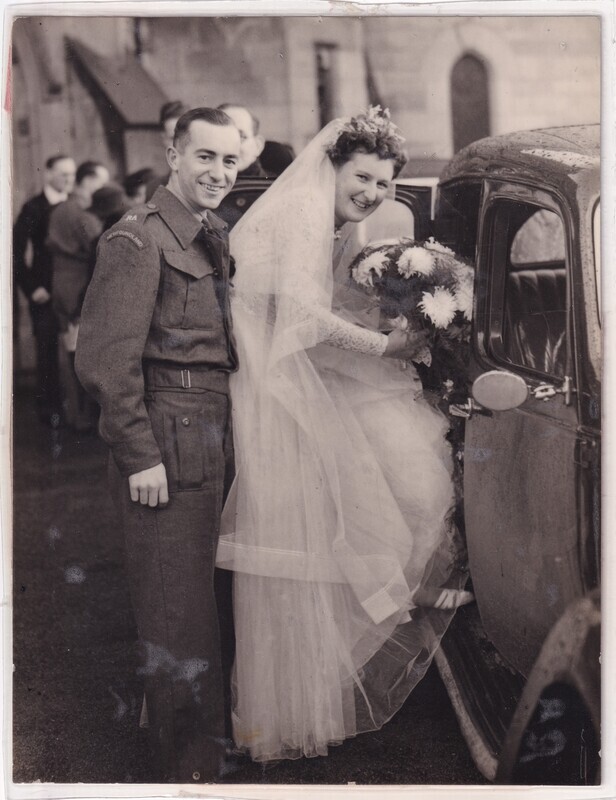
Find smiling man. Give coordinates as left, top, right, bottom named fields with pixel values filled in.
left=75, top=108, right=240, bottom=784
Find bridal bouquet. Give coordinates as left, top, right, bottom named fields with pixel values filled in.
left=349, top=237, right=474, bottom=400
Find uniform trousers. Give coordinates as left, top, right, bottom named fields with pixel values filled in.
left=109, top=385, right=234, bottom=783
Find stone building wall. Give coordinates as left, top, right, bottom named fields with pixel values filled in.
left=138, top=17, right=290, bottom=142
left=11, top=14, right=601, bottom=203
left=363, top=16, right=600, bottom=161
left=137, top=16, right=370, bottom=153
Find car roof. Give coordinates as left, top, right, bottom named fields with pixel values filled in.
left=440, top=125, right=600, bottom=188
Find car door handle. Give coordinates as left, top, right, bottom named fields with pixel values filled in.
left=531, top=376, right=575, bottom=406
left=449, top=399, right=493, bottom=419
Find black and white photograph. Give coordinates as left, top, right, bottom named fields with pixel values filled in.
left=2, top=3, right=614, bottom=798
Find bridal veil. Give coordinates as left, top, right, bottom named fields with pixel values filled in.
left=216, top=119, right=467, bottom=761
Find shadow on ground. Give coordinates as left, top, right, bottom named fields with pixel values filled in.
left=12, top=380, right=486, bottom=786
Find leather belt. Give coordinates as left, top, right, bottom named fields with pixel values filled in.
left=143, top=362, right=230, bottom=394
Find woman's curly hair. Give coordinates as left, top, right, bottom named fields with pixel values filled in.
left=327, top=107, right=408, bottom=178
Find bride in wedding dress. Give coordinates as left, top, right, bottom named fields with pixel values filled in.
left=216, top=108, right=471, bottom=763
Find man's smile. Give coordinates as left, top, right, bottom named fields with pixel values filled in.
left=200, top=182, right=224, bottom=193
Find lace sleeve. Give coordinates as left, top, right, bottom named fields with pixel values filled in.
left=309, top=303, right=388, bottom=356
left=234, top=291, right=388, bottom=357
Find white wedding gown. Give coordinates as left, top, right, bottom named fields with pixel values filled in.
left=216, top=207, right=467, bottom=762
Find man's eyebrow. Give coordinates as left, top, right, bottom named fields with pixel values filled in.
left=194, top=148, right=239, bottom=158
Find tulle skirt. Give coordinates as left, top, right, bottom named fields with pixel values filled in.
left=216, top=342, right=467, bottom=762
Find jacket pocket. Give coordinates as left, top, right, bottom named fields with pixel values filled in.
left=171, top=406, right=226, bottom=493
left=160, top=249, right=222, bottom=330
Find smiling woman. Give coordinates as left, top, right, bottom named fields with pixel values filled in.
left=333, top=152, right=395, bottom=227
left=328, top=108, right=407, bottom=228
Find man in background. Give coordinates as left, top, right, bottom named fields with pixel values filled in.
left=47, top=160, right=109, bottom=431
left=217, top=103, right=266, bottom=178
left=13, top=154, right=76, bottom=426
left=145, top=100, right=190, bottom=200
left=123, top=168, right=155, bottom=207
left=215, top=103, right=267, bottom=229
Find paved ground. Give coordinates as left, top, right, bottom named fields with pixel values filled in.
left=11, top=380, right=487, bottom=787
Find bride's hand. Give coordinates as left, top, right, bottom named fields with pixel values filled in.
left=383, top=328, right=430, bottom=361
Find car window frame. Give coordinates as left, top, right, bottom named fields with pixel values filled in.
left=477, top=183, right=573, bottom=384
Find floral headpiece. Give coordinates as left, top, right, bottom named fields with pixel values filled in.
left=340, top=105, right=406, bottom=146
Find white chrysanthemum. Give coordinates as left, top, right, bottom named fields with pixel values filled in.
left=352, top=251, right=389, bottom=288
left=397, top=247, right=435, bottom=278
left=424, top=237, right=456, bottom=256
left=418, top=287, right=458, bottom=328
left=454, top=281, right=473, bottom=321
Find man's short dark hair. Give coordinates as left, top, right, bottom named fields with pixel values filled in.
left=46, top=154, right=72, bottom=170
left=173, top=108, right=235, bottom=152
left=123, top=168, right=156, bottom=199
left=76, top=161, right=105, bottom=185
left=217, top=103, right=260, bottom=136
left=160, top=100, right=190, bottom=128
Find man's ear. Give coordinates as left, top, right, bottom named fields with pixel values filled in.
left=254, top=135, right=265, bottom=158
left=166, top=146, right=179, bottom=172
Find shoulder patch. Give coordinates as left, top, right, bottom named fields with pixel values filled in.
left=106, top=230, right=145, bottom=249
left=119, top=204, right=158, bottom=224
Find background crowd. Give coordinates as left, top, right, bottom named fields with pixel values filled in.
left=13, top=99, right=293, bottom=431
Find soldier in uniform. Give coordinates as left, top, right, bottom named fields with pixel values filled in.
left=75, top=108, right=241, bottom=783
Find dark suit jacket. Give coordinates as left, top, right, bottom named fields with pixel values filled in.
left=216, top=159, right=269, bottom=230
left=13, top=192, right=55, bottom=299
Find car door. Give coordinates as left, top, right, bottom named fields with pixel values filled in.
left=463, top=180, right=586, bottom=678
left=393, top=181, right=434, bottom=240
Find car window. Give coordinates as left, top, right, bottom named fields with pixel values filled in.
left=510, top=209, right=566, bottom=265
left=488, top=201, right=567, bottom=378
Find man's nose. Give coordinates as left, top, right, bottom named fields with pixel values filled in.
left=208, top=159, right=225, bottom=182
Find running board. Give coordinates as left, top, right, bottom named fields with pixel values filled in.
left=435, top=603, right=526, bottom=781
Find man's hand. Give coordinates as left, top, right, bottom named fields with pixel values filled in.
left=128, top=463, right=169, bottom=508
left=31, top=287, right=51, bottom=304
left=383, top=328, right=430, bottom=361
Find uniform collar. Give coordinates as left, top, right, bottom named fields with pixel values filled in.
left=165, top=182, right=209, bottom=224
left=150, top=186, right=228, bottom=249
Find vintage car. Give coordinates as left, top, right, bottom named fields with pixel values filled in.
left=429, top=125, right=601, bottom=785
left=224, top=124, right=601, bottom=784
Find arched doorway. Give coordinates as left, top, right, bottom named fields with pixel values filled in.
left=450, top=53, right=490, bottom=153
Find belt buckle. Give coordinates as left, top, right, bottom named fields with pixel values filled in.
left=181, top=368, right=191, bottom=389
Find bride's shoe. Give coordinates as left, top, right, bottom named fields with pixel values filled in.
left=412, top=587, right=475, bottom=610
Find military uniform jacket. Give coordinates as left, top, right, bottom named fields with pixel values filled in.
left=75, top=186, right=238, bottom=477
